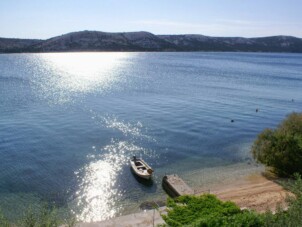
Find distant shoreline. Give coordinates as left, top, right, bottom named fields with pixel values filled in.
left=1, top=50, right=302, bottom=55
left=1, top=30, right=302, bottom=53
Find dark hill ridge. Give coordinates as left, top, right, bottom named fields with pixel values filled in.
left=1, top=31, right=302, bottom=53
left=28, top=31, right=176, bottom=52
left=0, top=38, right=42, bottom=53
left=160, top=35, right=302, bottom=52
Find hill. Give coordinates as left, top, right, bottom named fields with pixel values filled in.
left=0, top=38, right=41, bottom=53
left=1, top=31, right=302, bottom=53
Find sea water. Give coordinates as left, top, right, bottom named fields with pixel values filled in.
left=0, top=52, right=301, bottom=221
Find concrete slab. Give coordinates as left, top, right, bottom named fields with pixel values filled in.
left=162, top=174, right=194, bottom=197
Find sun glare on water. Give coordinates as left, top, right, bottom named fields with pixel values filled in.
left=73, top=141, right=144, bottom=222
left=32, top=52, right=130, bottom=103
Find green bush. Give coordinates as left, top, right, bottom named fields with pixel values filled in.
left=162, top=194, right=263, bottom=226
left=252, top=112, right=302, bottom=176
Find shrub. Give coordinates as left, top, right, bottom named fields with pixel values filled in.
left=251, top=112, right=302, bottom=176
left=162, top=194, right=263, bottom=226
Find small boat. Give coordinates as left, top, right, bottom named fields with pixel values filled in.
left=130, top=156, right=154, bottom=180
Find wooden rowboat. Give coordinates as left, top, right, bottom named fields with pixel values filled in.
left=130, top=156, right=153, bottom=180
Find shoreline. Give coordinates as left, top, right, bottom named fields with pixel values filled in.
left=82, top=170, right=290, bottom=226
left=110, top=162, right=274, bottom=218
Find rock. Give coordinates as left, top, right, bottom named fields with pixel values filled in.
left=139, top=200, right=166, bottom=210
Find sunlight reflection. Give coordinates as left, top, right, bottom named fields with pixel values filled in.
left=89, top=110, right=156, bottom=142
left=32, top=52, right=130, bottom=103
left=73, top=141, right=144, bottom=222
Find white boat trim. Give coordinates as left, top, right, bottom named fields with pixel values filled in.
left=130, top=157, right=153, bottom=180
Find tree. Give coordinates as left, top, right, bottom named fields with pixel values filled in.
left=252, top=112, right=302, bottom=176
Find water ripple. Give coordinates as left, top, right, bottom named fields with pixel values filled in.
left=72, top=140, right=148, bottom=222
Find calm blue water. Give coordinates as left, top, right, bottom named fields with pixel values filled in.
left=0, top=52, right=301, bottom=221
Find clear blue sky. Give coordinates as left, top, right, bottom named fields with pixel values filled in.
left=0, top=0, right=301, bottom=39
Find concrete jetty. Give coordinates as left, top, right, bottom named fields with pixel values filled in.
left=162, top=174, right=194, bottom=197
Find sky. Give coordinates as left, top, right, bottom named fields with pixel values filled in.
left=0, top=0, right=301, bottom=39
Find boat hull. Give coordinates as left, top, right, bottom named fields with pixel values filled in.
left=132, top=169, right=152, bottom=180
left=130, top=158, right=153, bottom=180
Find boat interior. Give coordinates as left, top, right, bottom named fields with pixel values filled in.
left=134, top=161, right=147, bottom=170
